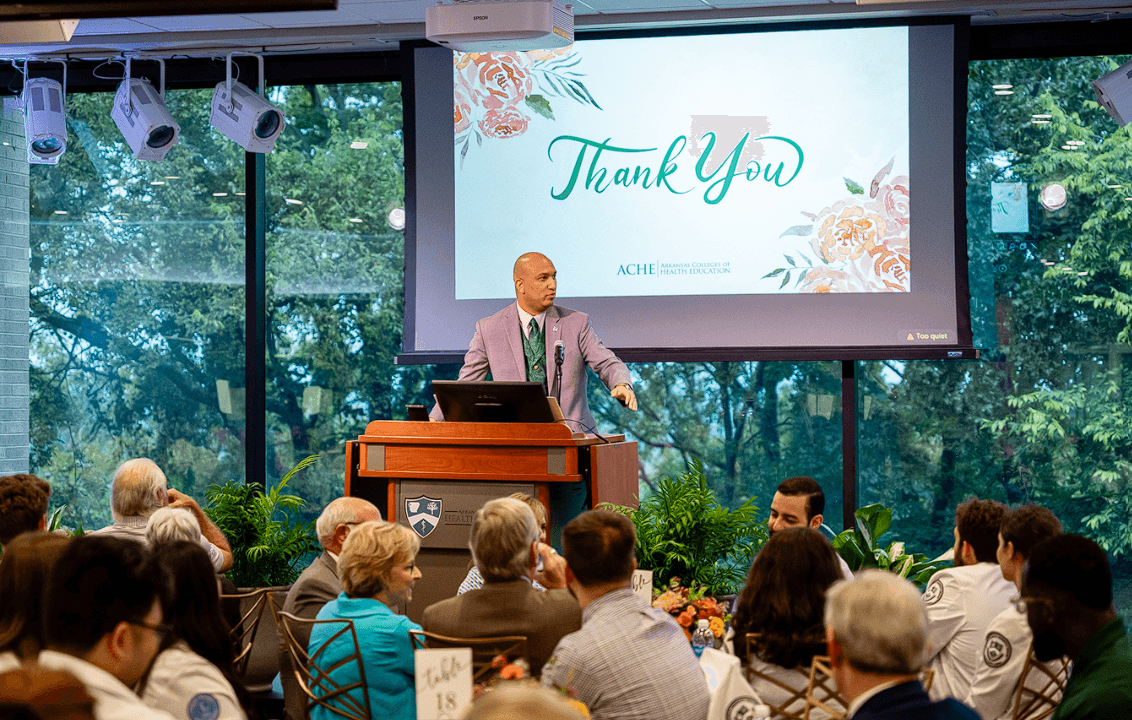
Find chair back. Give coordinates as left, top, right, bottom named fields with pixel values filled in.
left=804, top=657, right=935, bottom=720
left=278, top=611, right=372, bottom=720
left=221, top=587, right=270, bottom=679
left=409, top=630, right=528, bottom=683
left=742, top=634, right=814, bottom=720
left=1010, top=646, right=1069, bottom=720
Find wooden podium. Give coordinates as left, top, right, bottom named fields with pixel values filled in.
left=344, top=420, right=638, bottom=619
left=344, top=420, right=639, bottom=522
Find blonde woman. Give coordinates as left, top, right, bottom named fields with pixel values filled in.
left=309, top=521, right=423, bottom=720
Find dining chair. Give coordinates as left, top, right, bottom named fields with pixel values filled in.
left=742, top=633, right=816, bottom=720
left=278, top=611, right=372, bottom=720
left=804, top=657, right=935, bottom=720
left=409, top=629, right=529, bottom=683
left=1010, top=646, right=1069, bottom=720
left=220, top=587, right=270, bottom=678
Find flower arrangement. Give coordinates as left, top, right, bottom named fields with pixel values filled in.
left=477, top=656, right=590, bottom=717
left=652, top=579, right=729, bottom=643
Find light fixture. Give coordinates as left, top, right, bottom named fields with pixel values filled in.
left=111, top=58, right=181, bottom=161
left=210, top=53, right=285, bottom=153
left=387, top=207, right=406, bottom=230
left=1040, top=183, right=1067, bottom=211
left=1093, top=58, right=1132, bottom=127
left=20, top=60, right=69, bottom=165
left=350, top=141, right=368, bottom=149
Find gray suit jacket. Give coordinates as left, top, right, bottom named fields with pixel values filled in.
left=432, top=303, right=631, bottom=431
left=279, top=552, right=340, bottom=720
left=421, top=579, right=582, bottom=676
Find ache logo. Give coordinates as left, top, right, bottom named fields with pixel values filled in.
left=405, top=496, right=442, bottom=538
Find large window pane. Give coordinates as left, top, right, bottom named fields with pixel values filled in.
left=30, top=89, right=247, bottom=532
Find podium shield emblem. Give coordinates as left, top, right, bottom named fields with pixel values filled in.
left=405, top=495, right=442, bottom=538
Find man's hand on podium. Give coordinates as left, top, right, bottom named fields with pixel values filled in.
left=612, top=383, right=638, bottom=411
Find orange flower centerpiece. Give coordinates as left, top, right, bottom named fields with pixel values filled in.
left=652, top=579, right=730, bottom=645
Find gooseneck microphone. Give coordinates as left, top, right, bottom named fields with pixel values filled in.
left=553, top=340, right=565, bottom=401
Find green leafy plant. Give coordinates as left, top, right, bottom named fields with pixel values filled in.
left=832, top=503, right=947, bottom=586
left=604, top=460, right=767, bottom=596
left=204, top=455, right=320, bottom=588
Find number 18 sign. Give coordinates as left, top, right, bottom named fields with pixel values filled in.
left=415, top=647, right=473, bottom=720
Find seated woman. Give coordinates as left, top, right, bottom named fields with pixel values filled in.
left=0, top=532, right=72, bottom=668
left=729, top=527, right=843, bottom=718
left=309, top=521, right=423, bottom=720
left=136, top=540, right=252, bottom=720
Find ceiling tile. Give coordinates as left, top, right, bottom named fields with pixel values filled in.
left=125, top=13, right=272, bottom=31
left=71, top=18, right=166, bottom=35
left=346, top=0, right=435, bottom=22
left=581, top=0, right=710, bottom=10
left=242, top=6, right=376, bottom=26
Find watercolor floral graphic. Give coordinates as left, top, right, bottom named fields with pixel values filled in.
left=453, top=48, right=601, bottom=166
left=768, top=158, right=910, bottom=293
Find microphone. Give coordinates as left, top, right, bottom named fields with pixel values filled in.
left=553, top=340, right=565, bottom=401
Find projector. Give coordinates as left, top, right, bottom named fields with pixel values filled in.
left=1093, top=58, right=1132, bottom=127
left=210, top=80, right=286, bottom=153
left=426, top=0, right=574, bottom=52
left=22, top=77, right=67, bottom=165
left=111, top=78, right=181, bottom=161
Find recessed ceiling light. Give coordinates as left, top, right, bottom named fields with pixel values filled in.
left=151, top=180, right=166, bottom=185
left=1077, top=271, right=1088, bottom=276
left=995, top=90, right=1015, bottom=96
left=1107, top=184, right=1122, bottom=189
left=164, top=176, right=180, bottom=180
left=1031, top=114, right=1052, bottom=119
left=53, top=210, right=67, bottom=215
left=1031, top=119, right=1051, bottom=124
left=350, top=141, right=368, bottom=149
left=213, top=192, right=228, bottom=197
left=993, top=84, right=1013, bottom=89
left=285, top=198, right=303, bottom=205
left=348, top=218, right=363, bottom=223
left=235, top=192, right=246, bottom=196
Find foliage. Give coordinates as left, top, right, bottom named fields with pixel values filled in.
left=832, top=504, right=948, bottom=587
left=604, top=460, right=767, bottom=596
left=204, top=455, right=320, bottom=587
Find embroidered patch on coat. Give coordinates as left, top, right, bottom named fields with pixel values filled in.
left=187, top=693, right=220, bottom=720
left=924, top=579, right=944, bottom=605
left=984, top=631, right=1013, bottom=668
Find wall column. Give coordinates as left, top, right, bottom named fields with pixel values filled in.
left=0, top=98, right=30, bottom=474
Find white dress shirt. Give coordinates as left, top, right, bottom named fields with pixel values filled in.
left=141, top=641, right=248, bottom=720
left=37, top=650, right=178, bottom=720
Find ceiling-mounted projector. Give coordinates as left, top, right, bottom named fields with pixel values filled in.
left=1093, top=58, right=1132, bottom=127
left=426, top=0, right=574, bottom=52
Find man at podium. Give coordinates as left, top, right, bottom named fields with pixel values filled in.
left=431, top=252, right=637, bottom=432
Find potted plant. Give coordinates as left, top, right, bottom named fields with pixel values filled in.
left=832, top=503, right=947, bottom=587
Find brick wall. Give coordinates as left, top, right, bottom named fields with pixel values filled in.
left=0, top=97, right=30, bottom=474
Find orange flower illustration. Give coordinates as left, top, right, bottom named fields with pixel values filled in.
left=869, top=248, right=910, bottom=291
left=474, top=52, right=533, bottom=111
left=813, top=204, right=887, bottom=263
left=480, top=106, right=530, bottom=139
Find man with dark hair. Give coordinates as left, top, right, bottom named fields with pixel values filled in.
left=923, top=498, right=1015, bottom=702
left=768, top=476, right=853, bottom=578
left=1021, top=534, right=1132, bottom=719
left=0, top=473, right=51, bottom=548
left=37, top=535, right=176, bottom=720
left=541, top=510, right=709, bottom=720
left=965, top=505, right=1065, bottom=720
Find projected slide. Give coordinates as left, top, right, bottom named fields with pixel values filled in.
left=452, top=28, right=911, bottom=300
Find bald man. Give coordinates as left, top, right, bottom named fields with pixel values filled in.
left=431, top=252, right=635, bottom=432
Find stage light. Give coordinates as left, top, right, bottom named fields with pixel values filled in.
left=111, top=58, right=180, bottom=162
left=210, top=53, right=285, bottom=154
left=1093, top=58, right=1132, bottom=127
left=21, top=61, right=69, bottom=165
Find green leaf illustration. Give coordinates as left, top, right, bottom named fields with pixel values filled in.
left=785, top=255, right=797, bottom=267
left=781, top=271, right=792, bottom=289
left=763, top=268, right=785, bottom=278
left=845, top=177, right=865, bottom=195
left=525, top=94, right=555, bottom=120
left=780, top=224, right=813, bottom=238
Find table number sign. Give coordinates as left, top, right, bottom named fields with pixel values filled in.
left=631, top=569, right=653, bottom=605
left=415, top=647, right=473, bottom=720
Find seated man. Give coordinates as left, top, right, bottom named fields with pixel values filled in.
left=0, top=473, right=51, bottom=549
left=1021, top=534, right=1132, bottom=719
left=541, top=509, right=709, bottom=720
left=89, top=458, right=233, bottom=573
left=768, top=476, right=853, bottom=579
left=39, top=535, right=177, bottom=720
left=423, top=497, right=581, bottom=676
left=964, top=505, right=1065, bottom=720
left=924, top=498, right=1015, bottom=701
left=279, top=496, right=381, bottom=720
left=825, top=569, right=979, bottom=719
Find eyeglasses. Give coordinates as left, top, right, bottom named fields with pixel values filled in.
left=130, top=620, right=175, bottom=642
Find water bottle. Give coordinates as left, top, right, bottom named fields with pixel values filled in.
left=752, top=704, right=772, bottom=720
left=691, top=618, right=713, bottom=657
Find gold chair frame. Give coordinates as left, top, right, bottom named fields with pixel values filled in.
left=220, top=587, right=270, bottom=678
left=804, top=656, right=934, bottom=720
left=278, top=611, right=372, bottom=720
left=1010, top=645, right=1069, bottom=720
left=409, top=629, right=528, bottom=683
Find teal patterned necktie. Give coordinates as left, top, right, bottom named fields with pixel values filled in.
left=523, top=318, right=546, bottom=385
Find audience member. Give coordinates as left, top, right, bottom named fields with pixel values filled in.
left=145, top=507, right=202, bottom=546
left=462, top=683, right=588, bottom=720
left=38, top=535, right=177, bottom=720
left=729, top=527, right=841, bottom=716
left=278, top=496, right=381, bottom=720
left=0, top=532, right=72, bottom=664
left=541, top=509, right=709, bottom=720
left=90, top=458, right=233, bottom=573
left=767, top=477, right=852, bottom=578
left=964, top=505, right=1064, bottom=720
left=457, top=492, right=565, bottom=594
left=309, top=521, right=422, bottom=720
left=0, top=664, right=96, bottom=720
left=1021, top=534, right=1132, bottom=719
left=137, top=540, right=252, bottom=720
left=923, top=498, right=1014, bottom=701
left=0, top=474, right=50, bottom=549
left=825, top=570, right=979, bottom=719
left=423, top=497, right=581, bottom=675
